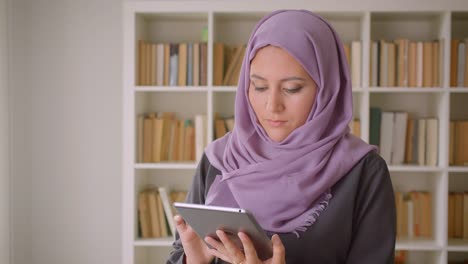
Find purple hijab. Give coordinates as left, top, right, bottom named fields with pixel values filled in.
left=204, top=10, right=376, bottom=235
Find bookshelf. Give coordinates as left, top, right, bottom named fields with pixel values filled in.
left=123, top=2, right=468, bottom=264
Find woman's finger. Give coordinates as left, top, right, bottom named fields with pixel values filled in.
left=216, top=230, right=246, bottom=263
left=204, top=236, right=226, bottom=254
left=206, top=247, right=231, bottom=263
left=238, top=232, right=259, bottom=261
left=174, top=215, right=188, bottom=233
left=271, top=234, right=285, bottom=264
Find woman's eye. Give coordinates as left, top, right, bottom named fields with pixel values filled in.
left=254, top=86, right=267, bottom=92
left=284, top=87, right=303, bottom=94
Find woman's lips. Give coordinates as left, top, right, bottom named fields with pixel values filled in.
left=267, top=119, right=287, bottom=127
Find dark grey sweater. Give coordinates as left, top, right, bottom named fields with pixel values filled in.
left=167, top=151, right=396, bottom=264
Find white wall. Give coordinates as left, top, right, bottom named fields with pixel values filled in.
left=10, top=0, right=122, bottom=263
left=0, top=0, right=10, bottom=263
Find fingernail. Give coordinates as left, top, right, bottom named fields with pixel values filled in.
left=174, top=215, right=181, bottom=222
left=272, top=234, right=280, bottom=244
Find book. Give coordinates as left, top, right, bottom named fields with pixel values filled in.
left=225, top=117, right=235, bottom=132
left=408, top=41, right=417, bottom=87
left=184, top=120, right=195, bottom=161
left=369, top=107, right=382, bottom=147
left=195, top=114, right=207, bottom=162
left=380, top=112, right=394, bottom=164
left=145, top=42, right=151, bottom=86
left=149, top=43, right=156, bottom=85
left=137, top=115, right=144, bottom=163
left=169, top=43, right=179, bottom=86
left=458, top=42, right=466, bottom=87
left=158, top=186, right=176, bottom=237
left=224, top=44, right=246, bottom=86
left=454, top=193, right=464, bottom=238
left=156, top=43, right=165, bottom=86
left=455, top=121, right=468, bottom=166
left=417, top=119, right=426, bottom=166
left=391, top=112, right=408, bottom=165
left=343, top=42, right=351, bottom=66
left=395, top=38, right=409, bottom=87
left=449, top=121, right=455, bottom=165
left=156, top=192, right=169, bottom=237
left=160, top=113, right=175, bottom=161
left=465, top=38, right=468, bottom=87
left=178, top=43, right=188, bottom=86
left=387, top=42, right=396, bottom=87
left=425, top=118, right=438, bottom=166
left=420, top=192, right=432, bottom=237
left=147, top=188, right=161, bottom=237
left=168, top=119, right=180, bottom=161
left=423, top=42, right=433, bottom=87
left=215, top=118, right=227, bottom=139
left=177, top=120, right=185, bottom=161
left=143, top=113, right=155, bottom=163
left=193, top=43, right=200, bottom=86
left=404, top=118, right=415, bottom=164
left=138, top=190, right=152, bottom=238
left=351, top=41, right=361, bottom=87
left=152, top=118, right=164, bottom=162
left=464, top=192, right=468, bottom=239
left=451, top=39, right=460, bottom=87
left=432, top=40, right=440, bottom=87
left=228, top=45, right=246, bottom=86
left=379, top=40, right=388, bottom=87
left=448, top=193, right=456, bottom=238
left=370, top=41, right=379, bottom=87
left=163, top=43, right=170, bottom=86
left=200, top=43, right=208, bottom=86
left=138, top=40, right=145, bottom=86
left=213, top=43, right=225, bottom=86
left=416, top=41, right=423, bottom=87
left=187, top=43, right=193, bottom=86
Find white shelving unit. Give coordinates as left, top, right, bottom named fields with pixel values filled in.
left=123, top=1, right=468, bottom=263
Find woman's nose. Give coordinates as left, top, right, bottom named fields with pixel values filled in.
left=266, top=90, right=284, bottom=113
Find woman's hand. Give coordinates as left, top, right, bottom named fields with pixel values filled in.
left=174, top=215, right=214, bottom=264
left=204, top=230, right=286, bottom=264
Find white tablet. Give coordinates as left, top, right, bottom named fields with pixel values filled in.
left=173, top=202, right=273, bottom=261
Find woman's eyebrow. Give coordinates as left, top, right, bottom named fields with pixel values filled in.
left=250, top=74, right=306, bottom=82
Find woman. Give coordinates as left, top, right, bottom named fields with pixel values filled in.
left=167, top=9, right=396, bottom=264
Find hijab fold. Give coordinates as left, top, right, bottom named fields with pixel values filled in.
left=205, top=10, right=376, bottom=235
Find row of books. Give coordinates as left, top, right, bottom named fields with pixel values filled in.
left=213, top=43, right=246, bottom=86
left=448, top=192, right=468, bottom=239
left=395, top=191, right=433, bottom=239
left=450, top=39, right=468, bottom=87
left=138, top=186, right=187, bottom=238
left=370, top=39, right=441, bottom=87
left=213, top=41, right=363, bottom=87
left=136, top=38, right=468, bottom=88
left=137, top=112, right=207, bottom=163
left=450, top=121, right=468, bottom=166
left=137, top=41, right=208, bottom=86
left=370, top=108, right=438, bottom=166
left=214, top=115, right=235, bottom=139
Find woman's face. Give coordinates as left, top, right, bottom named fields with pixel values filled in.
left=248, top=45, right=318, bottom=142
